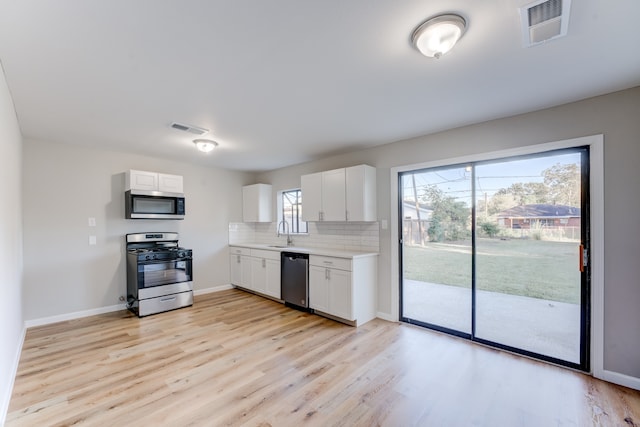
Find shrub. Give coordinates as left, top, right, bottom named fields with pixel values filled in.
left=479, top=221, right=500, bottom=238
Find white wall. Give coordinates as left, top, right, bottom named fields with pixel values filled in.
left=22, top=139, right=253, bottom=321
left=257, top=86, right=640, bottom=381
left=0, top=64, right=24, bottom=423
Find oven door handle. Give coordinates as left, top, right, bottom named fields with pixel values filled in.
left=138, top=257, right=192, bottom=265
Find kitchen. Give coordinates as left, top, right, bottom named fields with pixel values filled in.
left=9, top=95, right=640, bottom=423
left=2, top=0, right=640, bottom=425
left=6, top=83, right=640, bottom=427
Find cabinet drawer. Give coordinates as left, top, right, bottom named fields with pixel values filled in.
left=250, top=249, right=281, bottom=260
left=229, top=246, right=251, bottom=256
left=310, top=255, right=351, bottom=271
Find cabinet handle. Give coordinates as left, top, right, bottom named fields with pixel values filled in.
left=262, top=259, right=266, bottom=268
left=323, top=261, right=333, bottom=265
left=325, top=268, right=330, bottom=280
left=346, top=210, right=349, bottom=221
left=236, top=255, right=241, bottom=263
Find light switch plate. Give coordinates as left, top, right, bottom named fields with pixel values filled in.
left=381, top=219, right=388, bottom=230
left=89, top=235, right=97, bottom=245
left=88, top=217, right=96, bottom=227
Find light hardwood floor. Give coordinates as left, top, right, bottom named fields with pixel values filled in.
left=8, top=289, right=640, bottom=426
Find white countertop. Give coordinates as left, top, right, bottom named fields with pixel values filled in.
left=229, top=243, right=378, bottom=259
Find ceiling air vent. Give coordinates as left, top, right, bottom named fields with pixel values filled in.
left=170, top=122, right=209, bottom=136
left=519, top=0, right=571, bottom=47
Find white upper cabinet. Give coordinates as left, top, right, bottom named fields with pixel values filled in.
left=242, top=183, right=272, bottom=223
left=301, top=165, right=376, bottom=222
left=322, top=168, right=346, bottom=221
left=126, top=170, right=158, bottom=191
left=158, top=173, right=184, bottom=193
left=126, top=170, right=184, bottom=193
left=301, top=172, right=323, bottom=222
left=346, top=165, right=376, bottom=222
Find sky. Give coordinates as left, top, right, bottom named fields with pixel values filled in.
left=401, top=151, right=582, bottom=206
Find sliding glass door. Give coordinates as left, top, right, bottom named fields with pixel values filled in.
left=400, top=166, right=473, bottom=336
left=400, top=147, right=589, bottom=369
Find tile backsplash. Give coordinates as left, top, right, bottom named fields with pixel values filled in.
left=229, top=222, right=379, bottom=253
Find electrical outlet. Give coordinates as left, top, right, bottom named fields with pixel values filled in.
left=88, top=217, right=96, bottom=227
left=89, top=235, right=97, bottom=245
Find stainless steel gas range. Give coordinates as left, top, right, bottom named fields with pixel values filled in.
left=126, top=232, right=193, bottom=317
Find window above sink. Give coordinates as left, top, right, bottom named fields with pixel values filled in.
left=278, top=188, right=308, bottom=235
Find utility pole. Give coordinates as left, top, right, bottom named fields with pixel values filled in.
left=411, top=174, right=424, bottom=246
left=484, top=192, right=488, bottom=218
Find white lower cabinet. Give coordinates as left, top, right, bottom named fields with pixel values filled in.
left=309, top=265, right=330, bottom=313
left=229, top=246, right=281, bottom=300
left=230, top=246, right=377, bottom=326
left=229, top=246, right=251, bottom=289
left=264, top=258, right=281, bottom=299
left=250, top=250, right=281, bottom=299
left=230, top=254, right=242, bottom=285
left=309, top=254, right=377, bottom=326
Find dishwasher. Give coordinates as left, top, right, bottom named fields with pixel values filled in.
left=281, top=252, right=310, bottom=310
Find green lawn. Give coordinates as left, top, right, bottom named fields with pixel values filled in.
left=403, top=239, right=581, bottom=304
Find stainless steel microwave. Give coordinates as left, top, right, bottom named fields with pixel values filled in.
left=125, top=190, right=185, bottom=220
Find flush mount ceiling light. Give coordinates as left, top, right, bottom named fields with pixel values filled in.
left=412, top=14, right=467, bottom=59
left=193, top=139, right=218, bottom=153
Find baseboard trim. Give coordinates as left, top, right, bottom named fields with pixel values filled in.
left=194, top=284, right=233, bottom=296
left=1, top=325, right=26, bottom=426
left=376, top=311, right=397, bottom=322
left=24, top=304, right=126, bottom=328
left=600, top=369, right=640, bottom=391
left=23, top=286, right=234, bottom=328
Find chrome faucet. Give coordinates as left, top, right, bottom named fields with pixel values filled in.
left=277, top=220, right=293, bottom=246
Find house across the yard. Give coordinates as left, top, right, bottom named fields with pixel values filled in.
left=497, top=204, right=581, bottom=229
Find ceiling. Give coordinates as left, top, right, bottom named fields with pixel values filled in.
left=0, top=1, right=639, bottom=172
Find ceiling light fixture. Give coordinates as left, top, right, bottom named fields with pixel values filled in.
left=412, top=14, right=467, bottom=59
left=193, top=139, right=218, bottom=153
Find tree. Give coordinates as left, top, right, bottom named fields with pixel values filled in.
left=543, top=163, right=580, bottom=206
left=495, top=182, right=548, bottom=206
left=488, top=162, right=580, bottom=210
left=421, top=185, right=470, bottom=242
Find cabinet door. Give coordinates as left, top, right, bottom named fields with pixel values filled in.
left=127, top=170, right=158, bottom=191
left=328, top=268, right=353, bottom=320
left=322, top=169, right=346, bottom=221
left=301, top=172, right=323, bottom=222
left=240, top=255, right=253, bottom=289
left=242, top=184, right=272, bottom=222
left=229, top=254, right=242, bottom=285
left=265, top=258, right=281, bottom=299
left=345, top=165, right=376, bottom=222
left=309, top=265, right=329, bottom=312
left=158, top=173, right=184, bottom=193
left=251, top=257, right=267, bottom=294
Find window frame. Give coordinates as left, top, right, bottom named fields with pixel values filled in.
left=277, top=188, right=308, bottom=235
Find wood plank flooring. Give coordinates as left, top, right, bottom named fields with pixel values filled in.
left=8, top=289, right=640, bottom=426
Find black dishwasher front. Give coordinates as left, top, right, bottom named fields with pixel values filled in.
left=281, top=252, right=309, bottom=310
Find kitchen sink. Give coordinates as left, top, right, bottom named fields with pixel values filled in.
left=268, top=245, right=289, bottom=248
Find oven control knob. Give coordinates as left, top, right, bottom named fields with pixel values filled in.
left=178, top=251, right=185, bottom=258
left=146, top=254, right=152, bottom=260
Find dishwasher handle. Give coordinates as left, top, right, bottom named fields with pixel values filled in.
left=281, top=252, right=309, bottom=261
